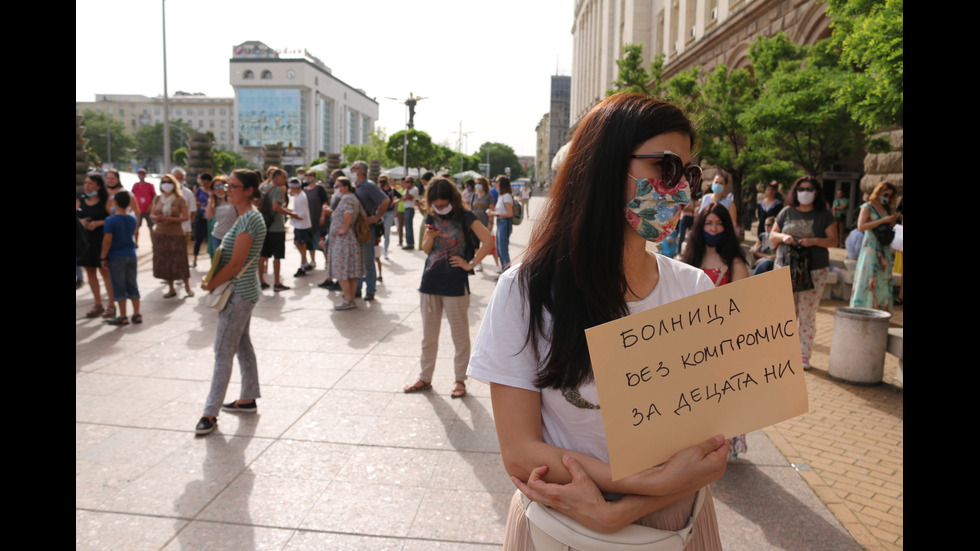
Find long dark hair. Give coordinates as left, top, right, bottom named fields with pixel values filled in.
left=86, top=172, right=108, bottom=202
left=681, top=203, right=746, bottom=272
left=520, top=93, right=697, bottom=390
left=426, top=178, right=466, bottom=220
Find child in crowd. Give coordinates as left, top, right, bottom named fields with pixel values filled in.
left=101, top=191, right=141, bottom=325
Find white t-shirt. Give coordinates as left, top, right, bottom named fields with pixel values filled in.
left=290, top=190, right=312, bottom=229
left=403, top=186, right=419, bottom=209
left=180, top=186, right=195, bottom=233
left=468, top=255, right=714, bottom=462
left=494, top=192, right=514, bottom=217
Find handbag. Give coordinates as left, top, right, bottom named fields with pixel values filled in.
left=522, top=487, right=707, bottom=551
left=872, top=222, right=895, bottom=248
left=355, top=202, right=372, bottom=244
left=204, top=249, right=256, bottom=312
left=786, top=245, right=814, bottom=292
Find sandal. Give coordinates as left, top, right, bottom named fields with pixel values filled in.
left=451, top=382, right=466, bottom=399
left=163, top=290, right=177, bottom=298
left=85, top=304, right=105, bottom=318
left=102, top=305, right=116, bottom=319
left=403, top=380, right=432, bottom=393
left=186, top=290, right=195, bottom=298
left=106, top=316, right=129, bottom=326
left=131, top=314, right=143, bottom=324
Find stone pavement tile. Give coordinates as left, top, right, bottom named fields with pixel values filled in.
left=401, top=541, right=502, bottom=551
left=160, top=520, right=296, bottom=551
left=197, top=472, right=331, bottom=528
left=360, top=416, right=455, bottom=450
left=100, top=435, right=272, bottom=517
left=334, top=446, right=442, bottom=487
left=76, top=510, right=187, bottom=551
left=300, top=481, right=426, bottom=537
left=433, top=450, right=514, bottom=494
left=76, top=426, right=190, bottom=509
left=408, top=488, right=512, bottom=544
left=283, top=531, right=405, bottom=550
left=383, top=392, right=463, bottom=421
left=283, top=412, right=379, bottom=444
left=248, top=440, right=354, bottom=481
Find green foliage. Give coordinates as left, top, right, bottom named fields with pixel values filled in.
left=742, top=160, right=802, bottom=193
left=741, top=34, right=863, bottom=177
left=606, top=44, right=651, bottom=96
left=387, top=129, right=435, bottom=170
left=342, top=128, right=391, bottom=166
left=214, top=149, right=254, bottom=173
left=172, top=147, right=188, bottom=166
left=135, top=119, right=194, bottom=166
left=826, top=0, right=903, bottom=130
left=80, top=109, right=137, bottom=164
left=473, top=142, right=524, bottom=179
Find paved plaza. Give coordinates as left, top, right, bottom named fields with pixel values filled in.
left=77, top=196, right=902, bottom=550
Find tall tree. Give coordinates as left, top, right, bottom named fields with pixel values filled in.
left=80, top=109, right=136, bottom=165
left=741, top=35, right=863, bottom=178
left=135, top=119, right=194, bottom=170
left=607, top=44, right=651, bottom=96
left=825, top=0, right=903, bottom=131
left=342, top=128, right=392, bottom=166
left=473, top=142, right=524, bottom=179
left=386, top=129, right=435, bottom=172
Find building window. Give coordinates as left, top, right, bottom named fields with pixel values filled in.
left=237, top=88, right=306, bottom=148
left=209, top=120, right=215, bottom=129
left=220, top=108, right=226, bottom=116
left=176, top=109, right=182, bottom=116
left=155, top=108, right=161, bottom=115
left=108, top=106, right=114, bottom=115
left=243, top=70, right=254, bottom=79
left=209, top=108, right=215, bottom=115
left=261, top=70, right=273, bottom=79
left=320, top=97, right=332, bottom=153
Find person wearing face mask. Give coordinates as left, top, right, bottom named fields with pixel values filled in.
left=850, top=181, right=899, bottom=312
left=206, top=175, right=237, bottom=259
left=78, top=173, right=116, bottom=318
left=698, top=173, right=739, bottom=233
left=403, top=178, right=493, bottom=398
left=769, top=176, right=838, bottom=370
left=467, top=94, right=727, bottom=550
left=681, top=204, right=749, bottom=461
left=324, top=177, right=365, bottom=309
left=149, top=174, right=193, bottom=298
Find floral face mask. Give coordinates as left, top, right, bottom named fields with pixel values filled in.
left=624, top=176, right=692, bottom=243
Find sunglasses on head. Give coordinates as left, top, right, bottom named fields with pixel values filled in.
left=630, top=150, right=703, bottom=198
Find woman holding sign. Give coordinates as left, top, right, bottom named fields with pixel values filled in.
left=469, top=93, right=728, bottom=550
left=682, top=204, right=750, bottom=461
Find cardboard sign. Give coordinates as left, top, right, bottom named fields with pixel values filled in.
left=585, top=267, right=808, bottom=481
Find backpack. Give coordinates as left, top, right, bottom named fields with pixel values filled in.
left=512, top=200, right=524, bottom=225
left=259, top=183, right=287, bottom=228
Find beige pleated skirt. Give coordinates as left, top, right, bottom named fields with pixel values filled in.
left=502, top=485, right=723, bottom=550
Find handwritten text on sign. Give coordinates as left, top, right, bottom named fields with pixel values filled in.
left=585, top=267, right=808, bottom=481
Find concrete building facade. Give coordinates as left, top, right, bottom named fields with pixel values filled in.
left=229, top=41, right=379, bottom=168
left=535, top=112, right=550, bottom=185
left=75, top=93, right=236, bottom=151
left=570, top=0, right=831, bottom=124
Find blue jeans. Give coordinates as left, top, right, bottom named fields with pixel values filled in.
left=357, top=236, right=377, bottom=295
left=404, top=207, right=415, bottom=246
left=496, top=218, right=512, bottom=268
left=753, top=258, right=774, bottom=276
left=108, top=256, right=140, bottom=301
left=382, top=210, right=394, bottom=254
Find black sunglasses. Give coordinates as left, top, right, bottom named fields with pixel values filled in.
left=630, top=150, right=703, bottom=198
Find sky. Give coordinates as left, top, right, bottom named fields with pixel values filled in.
left=76, top=0, right=574, bottom=158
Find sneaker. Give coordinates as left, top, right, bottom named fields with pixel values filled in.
left=221, top=400, right=257, bottom=413
left=294, top=268, right=307, bottom=277
left=195, top=416, right=217, bottom=435
left=383, top=253, right=389, bottom=260
left=274, top=283, right=290, bottom=292
left=402, top=245, right=414, bottom=250
left=355, top=291, right=362, bottom=298
left=301, top=262, right=313, bottom=271
left=260, top=282, right=271, bottom=290
left=474, top=265, right=483, bottom=272
left=364, top=293, right=375, bottom=301
left=334, top=300, right=357, bottom=311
